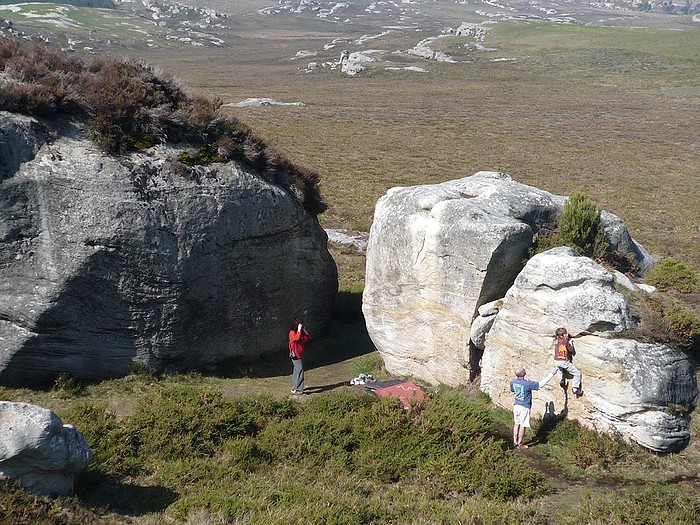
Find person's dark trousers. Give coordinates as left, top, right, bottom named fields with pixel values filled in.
left=292, top=358, right=305, bottom=392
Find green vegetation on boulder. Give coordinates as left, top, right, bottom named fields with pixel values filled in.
left=531, top=192, right=610, bottom=262
left=0, top=38, right=326, bottom=214
left=645, top=257, right=699, bottom=294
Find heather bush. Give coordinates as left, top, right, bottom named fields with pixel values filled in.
left=0, top=37, right=20, bottom=66
left=27, top=379, right=700, bottom=524
left=126, top=387, right=298, bottom=462
left=60, top=401, right=142, bottom=476
left=254, top=391, right=547, bottom=500
left=645, top=257, right=698, bottom=293
left=557, top=484, right=700, bottom=525
left=622, top=291, right=700, bottom=349
left=64, top=388, right=550, bottom=522
left=0, top=478, right=94, bottom=525
left=51, top=372, right=84, bottom=397
left=558, top=192, right=609, bottom=259
left=663, top=301, right=700, bottom=348
left=0, top=38, right=327, bottom=214
left=544, top=418, right=630, bottom=470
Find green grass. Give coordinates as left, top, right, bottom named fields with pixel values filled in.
left=2, top=15, right=700, bottom=525
left=4, top=378, right=700, bottom=524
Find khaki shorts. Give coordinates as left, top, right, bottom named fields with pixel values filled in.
left=513, top=405, right=531, bottom=427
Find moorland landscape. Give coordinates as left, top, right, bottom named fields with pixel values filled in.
left=1, top=0, right=699, bottom=523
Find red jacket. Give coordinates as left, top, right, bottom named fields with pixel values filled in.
left=289, top=329, right=311, bottom=359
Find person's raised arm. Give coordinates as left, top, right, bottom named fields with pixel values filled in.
left=538, top=367, right=559, bottom=388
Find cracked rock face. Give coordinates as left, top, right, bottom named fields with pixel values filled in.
left=0, top=111, right=337, bottom=385
left=480, top=248, right=697, bottom=452
left=362, top=173, right=694, bottom=450
left=362, top=171, right=561, bottom=385
left=362, top=172, right=653, bottom=386
left=0, top=401, right=92, bottom=495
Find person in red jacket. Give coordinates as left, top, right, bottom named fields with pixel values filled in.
left=289, top=318, right=311, bottom=394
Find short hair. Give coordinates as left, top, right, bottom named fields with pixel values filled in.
left=514, top=367, right=526, bottom=378
left=555, top=327, right=568, bottom=337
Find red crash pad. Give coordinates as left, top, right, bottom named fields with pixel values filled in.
left=372, top=380, right=426, bottom=409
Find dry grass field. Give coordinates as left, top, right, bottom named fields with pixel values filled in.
left=136, top=18, right=700, bottom=288
left=2, top=2, right=697, bottom=284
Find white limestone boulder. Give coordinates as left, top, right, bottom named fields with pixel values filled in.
left=470, top=299, right=503, bottom=351
left=362, top=172, right=560, bottom=385
left=480, top=247, right=697, bottom=452
left=362, top=172, right=653, bottom=386
left=0, top=401, right=92, bottom=495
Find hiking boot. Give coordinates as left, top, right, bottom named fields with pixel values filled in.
left=572, top=388, right=583, bottom=397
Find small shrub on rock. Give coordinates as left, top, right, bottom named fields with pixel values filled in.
left=558, top=192, right=609, bottom=259
left=529, top=193, right=617, bottom=267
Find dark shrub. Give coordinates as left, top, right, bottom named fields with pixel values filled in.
left=0, top=38, right=327, bottom=215
left=558, top=192, right=609, bottom=259
left=546, top=418, right=630, bottom=469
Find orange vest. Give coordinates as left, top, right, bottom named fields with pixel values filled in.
left=554, top=337, right=571, bottom=361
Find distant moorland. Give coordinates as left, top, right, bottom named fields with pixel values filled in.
left=1, top=1, right=699, bottom=523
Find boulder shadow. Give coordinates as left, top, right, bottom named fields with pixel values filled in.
left=0, top=249, right=138, bottom=387
left=207, top=291, right=374, bottom=380
left=76, top=471, right=177, bottom=517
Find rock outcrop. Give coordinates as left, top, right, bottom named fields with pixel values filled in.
left=0, top=111, right=338, bottom=385
left=480, top=248, right=697, bottom=452
left=362, top=171, right=650, bottom=385
left=0, top=401, right=92, bottom=495
left=362, top=173, right=695, bottom=450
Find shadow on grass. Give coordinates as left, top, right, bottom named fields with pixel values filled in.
left=303, top=381, right=350, bottom=394
left=76, top=470, right=177, bottom=517
left=531, top=397, right=569, bottom=447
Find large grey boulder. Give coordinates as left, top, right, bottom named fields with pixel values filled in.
left=600, top=210, right=654, bottom=274
left=480, top=248, right=697, bottom=452
left=0, top=111, right=49, bottom=182
left=0, top=111, right=338, bottom=385
left=362, top=172, right=651, bottom=386
left=0, top=401, right=92, bottom=495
